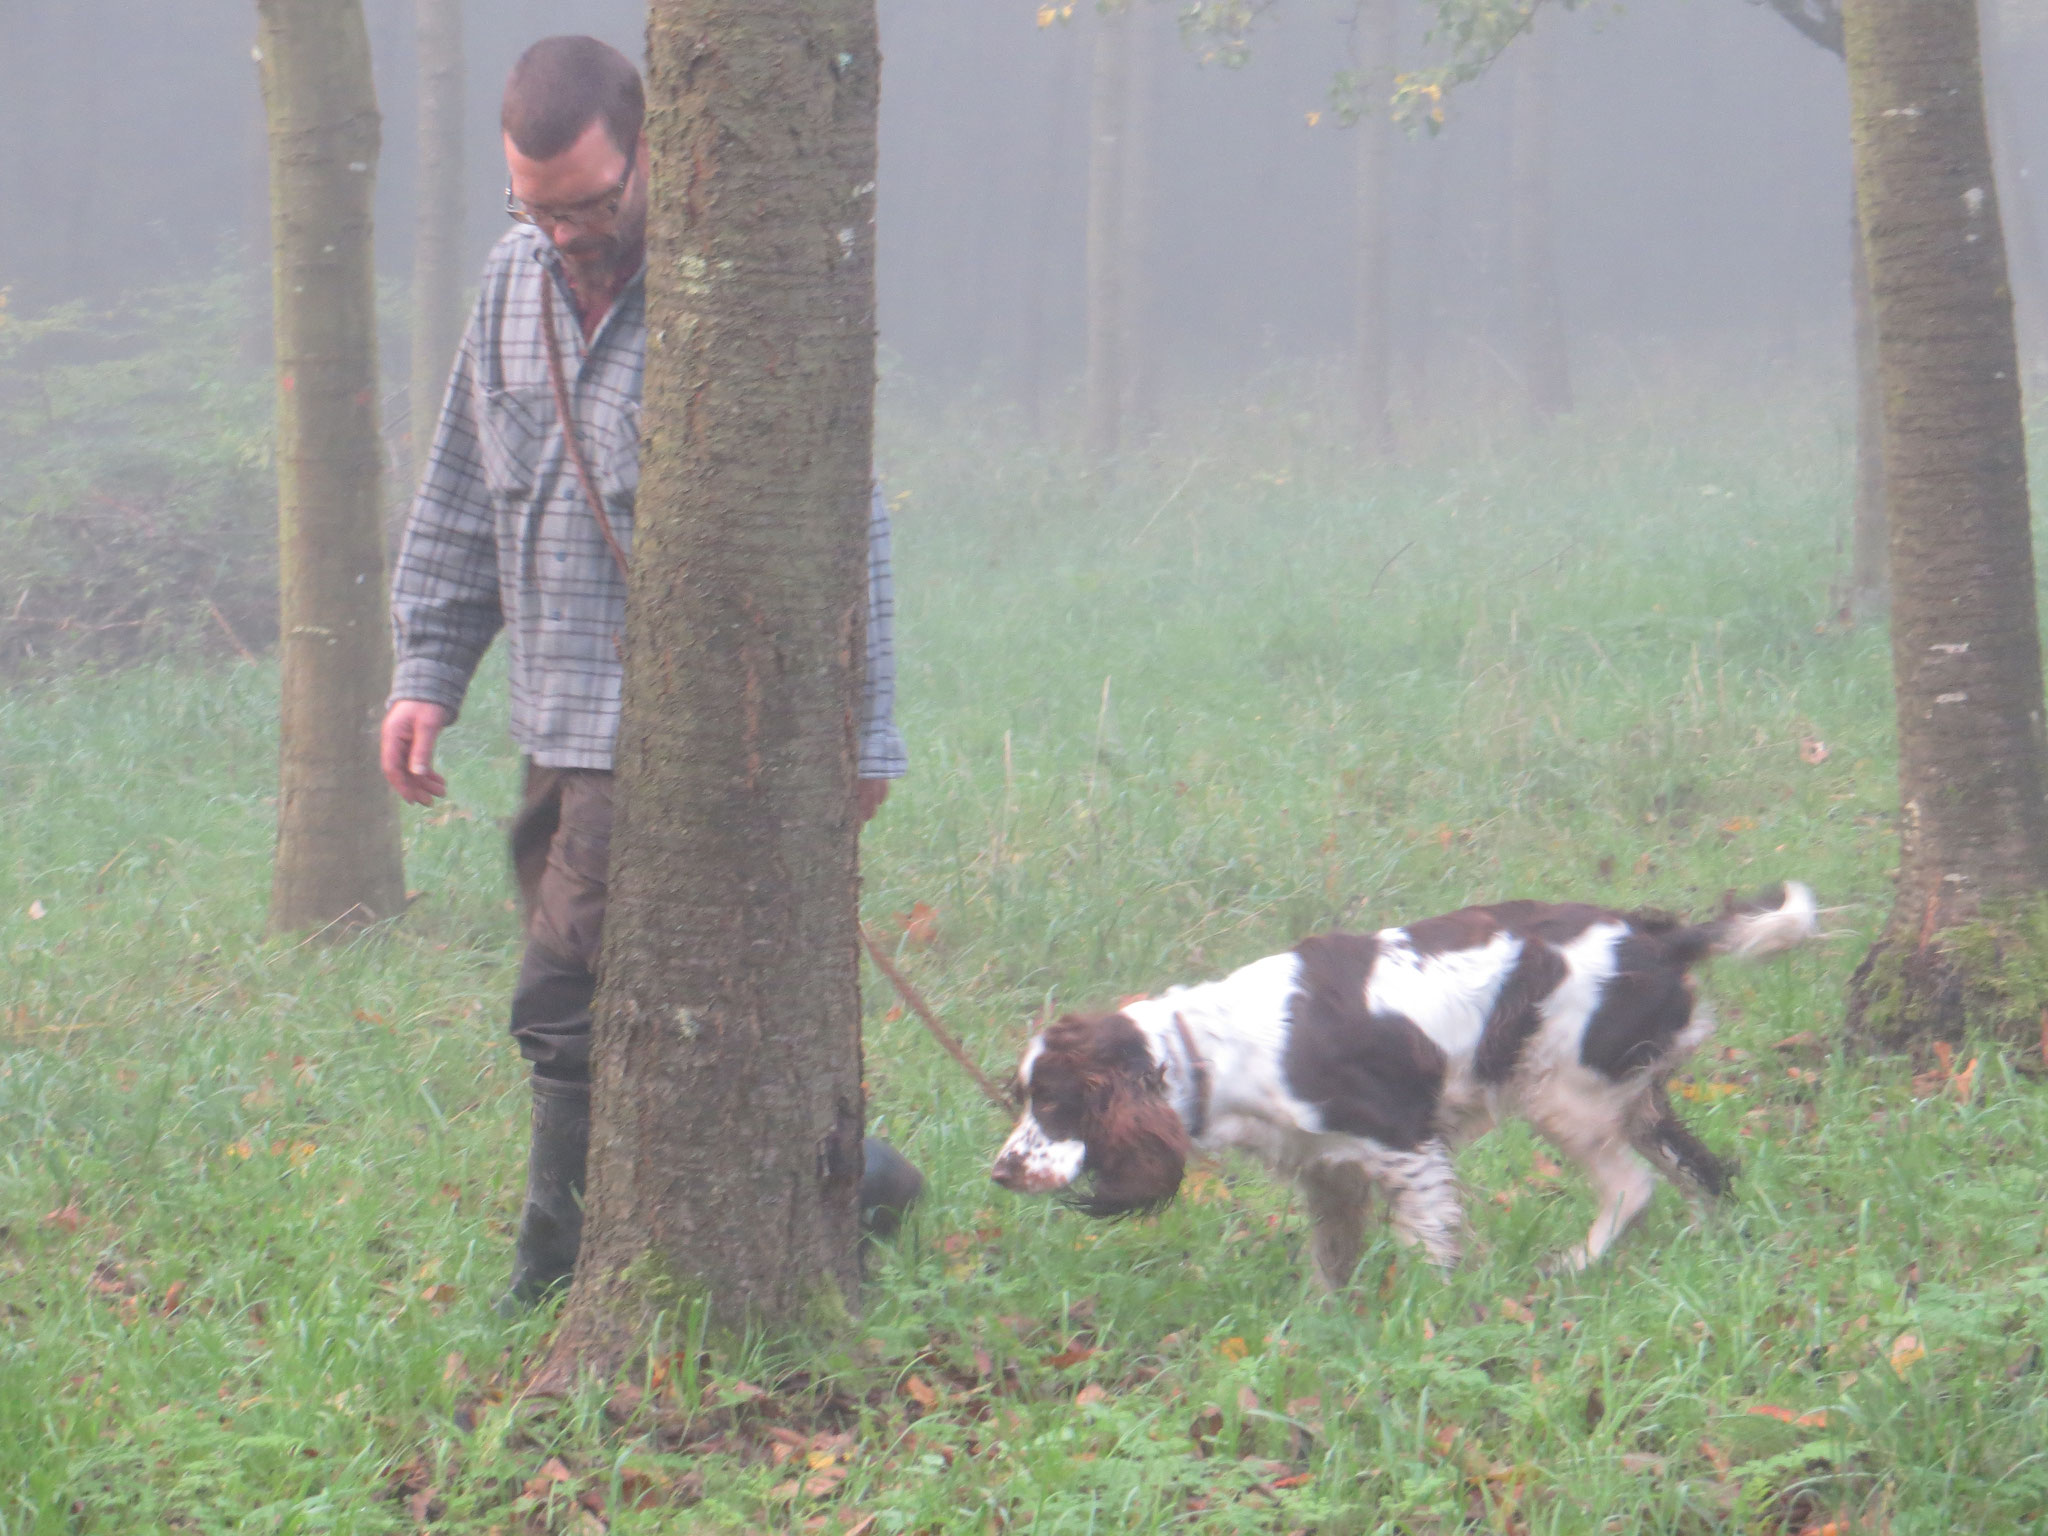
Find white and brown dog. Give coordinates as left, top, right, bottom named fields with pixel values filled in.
left=992, top=884, right=1817, bottom=1288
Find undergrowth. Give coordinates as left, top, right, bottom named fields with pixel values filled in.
left=6, top=385, right=2048, bottom=1534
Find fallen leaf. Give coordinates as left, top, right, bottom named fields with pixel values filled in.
left=803, top=1465, right=848, bottom=1498
left=901, top=1374, right=939, bottom=1408
left=158, top=1280, right=185, bottom=1315
left=842, top=1517, right=879, bottom=1536
left=1217, top=1336, right=1249, bottom=1362
left=26, top=900, right=45, bottom=920
left=1583, top=1386, right=1605, bottom=1430
left=1772, top=1031, right=1824, bottom=1053
left=1075, top=1383, right=1107, bottom=1406
left=1700, top=1438, right=1731, bottom=1475
left=1747, top=1404, right=1832, bottom=1428
left=895, top=901, right=939, bottom=947
left=1497, top=1297, right=1533, bottom=1324
left=420, top=1283, right=459, bottom=1304
left=521, top=1457, right=573, bottom=1500
left=1951, top=1056, right=1978, bottom=1101
left=1271, top=1472, right=1314, bottom=1489
left=42, top=1203, right=81, bottom=1234
left=406, top=1487, right=440, bottom=1523
left=1237, top=1385, right=1259, bottom=1411
left=1042, top=1343, right=1095, bottom=1370
left=1619, top=1452, right=1666, bottom=1475
left=1799, top=738, right=1829, bottom=765
left=1890, top=1332, right=1926, bottom=1377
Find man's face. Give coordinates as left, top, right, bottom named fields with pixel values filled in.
left=504, top=117, right=648, bottom=286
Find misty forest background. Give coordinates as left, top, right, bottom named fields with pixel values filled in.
left=7, top=0, right=2048, bottom=1533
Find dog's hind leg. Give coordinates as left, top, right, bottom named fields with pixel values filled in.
left=1298, top=1157, right=1374, bottom=1292
left=1369, top=1140, right=1463, bottom=1270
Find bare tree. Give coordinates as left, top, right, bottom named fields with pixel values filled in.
left=535, top=0, right=878, bottom=1377
left=1507, top=7, right=1571, bottom=424
left=1084, top=1, right=1131, bottom=470
left=1842, top=0, right=2048, bottom=1046
left=1352, top=0, right=1400, bottom=456
left=255, top=0, right=406, bottom=935
left=409, top=0, right=465, bottom=487
left=1752, top=0, right=1885, bottom=617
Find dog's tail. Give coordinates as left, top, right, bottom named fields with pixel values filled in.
left=1632, top=1082, right=1737, bottom=1199
left=1658, top=881, right=1819, bottom=968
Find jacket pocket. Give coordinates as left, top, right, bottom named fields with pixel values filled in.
left=478, top=384, right=549, bottom=500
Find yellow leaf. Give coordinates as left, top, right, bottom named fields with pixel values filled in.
left=288, top=1141, right=318, bottom=1167
left=1304, top=111, right=1322, bottom=127
left=1218, top=1336, right=1249, bottom=1361
left=1890, top=1332, right=1926, bottom=1377
left=224, top=1140, right=253, bottom=1160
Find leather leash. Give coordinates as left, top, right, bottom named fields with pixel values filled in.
left=540, top=276, right=634, bottom=595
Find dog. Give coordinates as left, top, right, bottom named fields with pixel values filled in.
left=991, top=883, right=1817, bottom=1288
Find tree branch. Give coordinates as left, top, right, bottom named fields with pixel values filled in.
left=1751, top=0, right=1844, bottom=59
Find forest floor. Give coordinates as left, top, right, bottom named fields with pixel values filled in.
left=8, top=385, right=2048, bottom=1534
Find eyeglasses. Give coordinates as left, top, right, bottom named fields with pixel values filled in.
left=505, top=140, right=637, bottom=230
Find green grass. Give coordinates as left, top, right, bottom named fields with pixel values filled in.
left=7, top=385, right=2048, bottom=1534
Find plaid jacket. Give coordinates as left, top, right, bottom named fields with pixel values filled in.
left=389, top=225, right=907, bottom=777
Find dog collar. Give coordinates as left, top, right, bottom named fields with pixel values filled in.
left=1171, top=1012, right=1212, bottom=1140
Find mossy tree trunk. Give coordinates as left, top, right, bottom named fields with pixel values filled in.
left=537, top=0, right=877, bottom=1379
left=408, top=0, right=465, bottom=489
left=1352, top=0, right=1398, bottom=458
left=256, top=0, right=406, bottom=935
left=1507, top=10, right=1571, bottom=426
left=1842, top=0, right=2048, bottom=1048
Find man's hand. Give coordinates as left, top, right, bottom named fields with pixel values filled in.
left=857, top=777, right=890, bottom=825
left=381, top=700, right=451, bottom=805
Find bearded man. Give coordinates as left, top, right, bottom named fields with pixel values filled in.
left=380, top=36, right=919, bottom=1310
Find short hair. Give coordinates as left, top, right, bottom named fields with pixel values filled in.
left=501, top=36, right=643, bottom=161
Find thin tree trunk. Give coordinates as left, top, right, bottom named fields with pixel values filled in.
left=1507, top=12, right=1571, bottom=425
left=537, top=0, right=876, bottom=1376
left=241, top=51, right=274, bottom=368
left=1979, top=9, right=2047, bottom=372
left=1353, top=0, right=1398, bottom=457
left=1843, top=0, right=2048, bottom=1047
left=409, top=0, right=465, bottom=488
left=1118, top=0, right=1156, bottom=440
left=1083, top=2, right=1129, bottom=470
left=1845, top=186, right=1887, bottom=618
left=1020, top=18, right=1082, bottom=439
left=256, top=0, right=406, bottom=936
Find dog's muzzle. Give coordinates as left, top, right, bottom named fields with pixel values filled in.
left=991, top=1113, right=1087, bottom=1193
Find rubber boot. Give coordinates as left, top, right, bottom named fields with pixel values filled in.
left=858, top=1136, right=924, bottom=1239
left=497, top=1074, right=590, bottom=1315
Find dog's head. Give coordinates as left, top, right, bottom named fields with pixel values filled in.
left=990, top=1011, right=1189, bottom=1216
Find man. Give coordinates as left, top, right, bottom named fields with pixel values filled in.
left=381, top=36, right=919, bottom=1310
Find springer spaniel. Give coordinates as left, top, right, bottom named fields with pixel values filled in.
left=991, top=883, right=1817, bottom=1288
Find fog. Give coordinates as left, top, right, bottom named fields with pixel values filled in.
left=0, top=0, right=2042, bottom=428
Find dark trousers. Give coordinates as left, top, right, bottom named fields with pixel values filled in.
left=508, top=763, right=614, bottom=1084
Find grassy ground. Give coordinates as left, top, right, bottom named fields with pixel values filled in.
left=7, top=387, right=2048, bottom=1534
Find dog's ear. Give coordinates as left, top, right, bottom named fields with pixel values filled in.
left=1068, top=1049, right=1188, bottom=1218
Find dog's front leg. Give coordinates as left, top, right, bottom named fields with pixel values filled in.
left=1297, top=1158, right=1374, bottom=1292
left=1373, top=1140, right=1463, bottom=1270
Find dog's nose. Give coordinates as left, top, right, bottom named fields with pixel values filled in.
left=990, top=1154, right=1026, bottom=1190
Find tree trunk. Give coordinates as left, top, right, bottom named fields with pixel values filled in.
left=537, top=0, right=877, bottom=1377
left=1979, top=7, right=2048, bottom=372
left=1083, top=1, right=1129, bottom=471
left=1507, top=12, right=1571, bottom=425
left=1118, top=0, right=1156, bottom=441
left=1842, top=0, right=2048, bottom=1048
left=1844, top=187, right=1887, bottom=619
left=409, top=0, right=465, bottom=489
left=1353, top=0, right=1399, bottom=458
left=256, top=0, right=407, bottom=935
left=1020, top=19, right=1082, bottom=439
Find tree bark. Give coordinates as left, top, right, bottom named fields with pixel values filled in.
left=409, top=0, right=465, bottom=488
left=1353, top=0, right=1399, bottom=457
left=1842, top=0, right=2048, bottom=1047
left=1507, top=11, right=1571, bottom=425
left=1083, top=1, right=1130, bottom=471
left=256, top=0, right=407, bottom=935
left=538, top=0, right=877, bottom=1376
